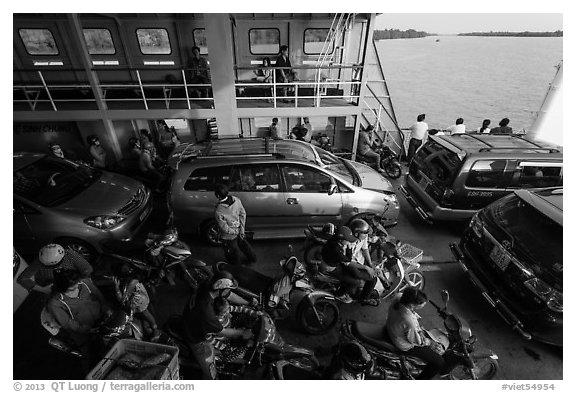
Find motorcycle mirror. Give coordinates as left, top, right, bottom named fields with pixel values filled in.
left=328, top=184, right=337, bottom=195
left=441, top=289, right=450, bottom=305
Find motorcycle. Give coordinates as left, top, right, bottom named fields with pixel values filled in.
left=311, top=133, right=333, bottom=152
left=303, top=217, right=425, bottom=302
left=103, top=228, right=211, bottom=291
left=356, top=143, right=402, bottom=179
left=215, top=250, right=341, bottom=336
left=340, top=290, right=500, bottom=380
left=164, top=308, right=319, bottom=379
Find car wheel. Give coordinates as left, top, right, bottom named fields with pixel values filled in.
left=201, top=220, right=222, bottom=246
left=57, top=238, right=97, bottom=264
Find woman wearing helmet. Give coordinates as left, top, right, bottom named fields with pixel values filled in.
left=346, top=219, right=379, bottom=306
left=332, top=341, right=373, bottom=380
left=138, top=140, right=165, bottom=192
left=17, top=243, right=93, bottom=295
left=181, top=270, right=254, bottom=379
left=86, top=134, right=107, bottom=169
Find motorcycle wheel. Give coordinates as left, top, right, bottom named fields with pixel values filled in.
left=448, top=355, right=499, bottom=380
left=297, top=298, right=340, bottom=335
left=382, top=162, right=402, bottom=179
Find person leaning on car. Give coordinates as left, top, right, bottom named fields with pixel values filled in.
left=18, top=243, right=93, bottom=295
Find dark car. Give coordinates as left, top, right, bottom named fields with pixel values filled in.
left=13, top=153, right=153, bottom=261
left=400, top=134, right=562, bottom=222
left=451, top=187, right=562, bottom=346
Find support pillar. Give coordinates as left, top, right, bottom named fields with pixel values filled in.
left=204, top=14, right=239, bottom=138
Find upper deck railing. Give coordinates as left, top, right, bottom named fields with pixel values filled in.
left=13, top=64, right=363, bottom=112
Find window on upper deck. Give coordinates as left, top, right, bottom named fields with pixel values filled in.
left=249, top=29, right=280, bottom=55
left=136, top=28, right=171, bottom=55
left=193, top=29, right=208, bottom=55
left=304, top=29, right=334, bottom=55
left=83, top=28, right=116, bottom=55
left=19, top=29, right=59, bottom=55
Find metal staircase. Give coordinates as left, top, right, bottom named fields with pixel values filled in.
left=361, top=39, right=406, bottom=158
left=314, top=13, right=354, bottom=106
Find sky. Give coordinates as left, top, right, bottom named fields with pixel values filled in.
left=376, top=13, right=563, bottom=35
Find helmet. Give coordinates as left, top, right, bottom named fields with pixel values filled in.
left=340, top=342, right=373, bottom=374
left=349, top=218, right=372, bottom=236
left=39, top=244, right=65, bottom=267
left=86, top=135, right=99, bottom=145
left=211, top=271, right=238, bottom=291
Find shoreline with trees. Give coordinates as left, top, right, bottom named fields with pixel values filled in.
left=374, top=29, right=562, bottom=40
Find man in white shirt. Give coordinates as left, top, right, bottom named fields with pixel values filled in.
left=407, top=114, right=429, bottom=163
left=446, top=118, right=466, bottom=135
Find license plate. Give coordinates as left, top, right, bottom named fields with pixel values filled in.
left=139, top=205, right=151, bottom=222
left=418, top=173, right=431, bottom=189
left=489, top=245, right=511, bottom=271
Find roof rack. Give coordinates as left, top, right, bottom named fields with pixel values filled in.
left=453, top=133, right=494, bottom=148
left=478, top=147, right=560, bottom=153
left=195, top=153, right=286, bottom=159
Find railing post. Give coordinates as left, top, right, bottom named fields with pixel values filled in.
left=272, top=71, right=277, bottom=108
left=182, top=69, right=191, bottom=110
left=38, top=70, right=57, bottom=111
left=136, top=70, right=148, bottom=110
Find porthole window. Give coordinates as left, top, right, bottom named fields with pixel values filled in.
left=19, top=29, right=59, bottom=55
left=193, top=29, right=208, bottom=55
left=249, top=29, right=280, bottom=55
left=83, top=28, right=116, bottom=55
left=304, top=28, right=333, bottom=54
left=136, top=28, right=171, bottom=55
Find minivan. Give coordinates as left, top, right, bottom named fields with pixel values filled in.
left=13, top=153, right=153, bottom=261
left=450, top=187, right=562, bottom=346
left=400, top=134, right=562, bottom=222
left=169, top=138, right=400, bottom=245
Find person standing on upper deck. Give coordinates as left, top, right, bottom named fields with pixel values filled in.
left=407, top=114, right=429, bottom=163
left=445, top=118, right=466, bottom=135
left=275, top=45, right=297, bottom=101
left=490, top=118, right=513, bottom=135
left=187, top=46, right=211, bottom=99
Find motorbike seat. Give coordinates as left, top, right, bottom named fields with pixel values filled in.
left=314, top=271, right=340, bottom=285
left=351, top=321, right=399, bottom=353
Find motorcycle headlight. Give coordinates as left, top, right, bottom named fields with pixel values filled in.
left=84, top=215, right=126, bottom=229
left=523, top=277, right=563, bottom=313
left=470, top=214, right=484, bottom=238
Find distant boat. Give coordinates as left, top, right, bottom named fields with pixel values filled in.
left=435, top=39, right=440, bottom=42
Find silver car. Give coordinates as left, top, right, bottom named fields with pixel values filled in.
left=13, top=153, right=153, bottom=261
left=169, top=138, right=400, bottom=245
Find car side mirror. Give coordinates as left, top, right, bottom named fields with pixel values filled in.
left=328, top=184, right=337, bottom=195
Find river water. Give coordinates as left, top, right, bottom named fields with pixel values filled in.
left=375, top=36, right=563, bottom=131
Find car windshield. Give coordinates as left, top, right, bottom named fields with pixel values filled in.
left=311, top=145, right=356, bottom=185
left=13, top=157, right=102, bottom=207
left=487, top=194, right=562, bottom=270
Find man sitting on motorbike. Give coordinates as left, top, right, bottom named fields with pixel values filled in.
left=45, top=269, right=112, bottom=371
left=18, top=243, right=94, bottom=296
left=321, top=222, right=379, bottom=306
left=182, top=271, right=255, bottom=380
left=207, top=296, right=264, bottom=362
left=357, top=126, right=384, bottom=173
left=386, top=287, right=446, bottom=379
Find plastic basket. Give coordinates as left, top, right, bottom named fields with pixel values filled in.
left=397, top=243, right=423, bottom=266
left=86, top=339, right=179, bottom=380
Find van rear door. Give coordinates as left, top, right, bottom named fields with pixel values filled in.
left=408, top=139, right=462, bottom=204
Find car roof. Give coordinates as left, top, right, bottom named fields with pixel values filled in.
left=170, top=137, right=319, bottom=168
left=431, top=134, right=562, bottom=156
left=514, top=187, right=563, bottom=226
left=13, top=153, right=45, bottom=172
